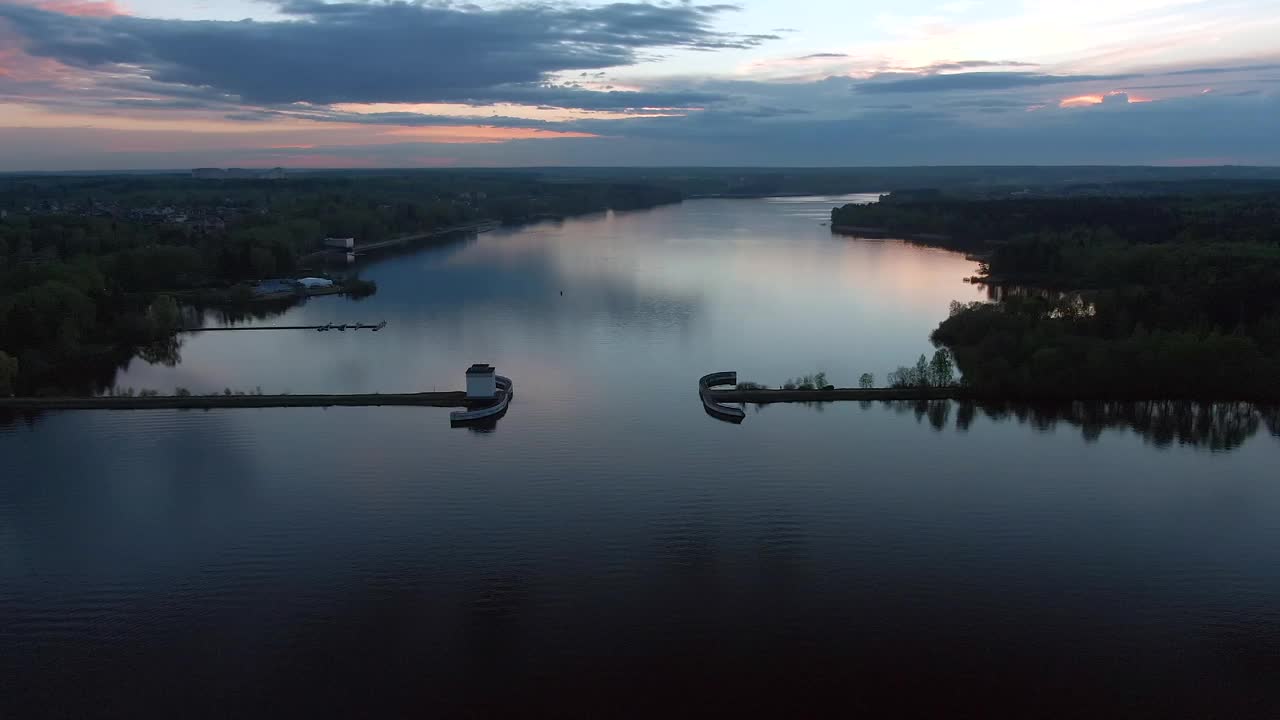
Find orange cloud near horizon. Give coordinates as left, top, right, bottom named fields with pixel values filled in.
left=1059, top=90, right=1156, bottom=108
left=1059, top=94, right=1104, bottom=108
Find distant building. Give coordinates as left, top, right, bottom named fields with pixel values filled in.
left=324, top=237, right=355, bottom=250
left=466, top=364, right=497, bottom=399
left=296, top=277, right=335, bottom=289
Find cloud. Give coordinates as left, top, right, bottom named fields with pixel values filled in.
left=17, top=0, right=122, bottom=18
left=2, top=2, right=1279, bottom=170
left=1162, top=62, right=1280, bottom=77
left=0, top=0, right=773, bottom=106
left=920, top=60, right=1039, bottom=72
left=2, top=89, right=1277, bottom=170
left=856, top=71, right=1139, bottom=93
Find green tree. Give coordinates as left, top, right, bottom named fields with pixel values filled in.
left=859, top=373, right=874, bottom=389
left=0, top=351, right=17, bottom=395
left=914, top=354, right=931, bottom=387
left=929, top=348, right=955, bottom=387
left=146, top=294, right=181, bottom=335
left=248, top=247, right=277, bottom=278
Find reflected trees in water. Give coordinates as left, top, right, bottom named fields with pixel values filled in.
left=890, top=400, right=1278, bottom=452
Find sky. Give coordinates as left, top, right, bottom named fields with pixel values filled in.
left=0, top=0, right=1278, bottom=170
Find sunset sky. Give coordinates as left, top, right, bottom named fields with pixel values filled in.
left=0, top=0, right=1277, bottom=169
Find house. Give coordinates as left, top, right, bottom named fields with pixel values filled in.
left=466, top=364, right=497, bottom=399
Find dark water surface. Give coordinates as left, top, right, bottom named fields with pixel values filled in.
left=4, top=198, right=1280, bottom=717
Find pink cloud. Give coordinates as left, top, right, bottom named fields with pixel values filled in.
left=20, top=0, right=124, bottom=17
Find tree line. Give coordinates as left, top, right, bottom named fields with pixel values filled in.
left=0, top=173, right=683, bottom=395
left=832, top=190, right=1280, bottom=400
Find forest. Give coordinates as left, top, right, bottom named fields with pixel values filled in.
left=0, top=172, right=681, bottom=395
left=833, top=190, right=1280, bottom=400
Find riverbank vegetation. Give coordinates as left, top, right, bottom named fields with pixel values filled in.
left=833, top=189, right=1280, bottom=400
left=0, top=172, right=682, bottom=395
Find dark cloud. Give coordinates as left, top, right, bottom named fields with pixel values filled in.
left=232, top=107, right=574, bottom=130
left=558, top=91, right=1280, bottom=165
left=105, top=97, right=223, bottom=110
left=731, top=105, right=812, bottom=118
left=940, top=97, right=1031, bottom=108
left=798, top=52, right=848, bottom=59
left=2, top=90, right=1278, bottom=169
left=1125, top=82, right=1222, bottom=91
left=855, top=71, right=1139, bottom=93
left=922, top=60, right=1038, bottom=72
left=0, top=0, right=772, bottom=106
left=1162, top=62, right=1280, bottom=77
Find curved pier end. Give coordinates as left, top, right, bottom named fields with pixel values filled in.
left=699, top=371, right=747, bottom=424
left=450, top=376, right=514, bottom=426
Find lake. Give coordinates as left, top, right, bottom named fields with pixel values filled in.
left=3, top=197, right=1280, bottom=717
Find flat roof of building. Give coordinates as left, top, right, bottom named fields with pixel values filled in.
left=466, top=364, right=495, bottom=375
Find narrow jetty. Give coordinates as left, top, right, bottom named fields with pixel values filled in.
left=0, top=392, right=466, bottom=411
left=2, top=363, right=515, bottom=430
left=699, top=371, right=747, bottom=423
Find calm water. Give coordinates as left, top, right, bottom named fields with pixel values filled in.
left=4, top=198, right=1280, bottom=717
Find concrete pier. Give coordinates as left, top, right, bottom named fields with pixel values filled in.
left=0, top=392, right=467, bottom=411
left=699, top=371, right=747, bottom=423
